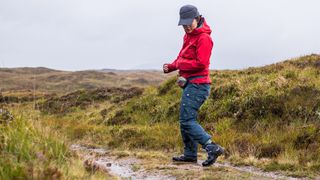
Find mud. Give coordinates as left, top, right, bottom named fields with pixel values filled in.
left=71, top=144, right=175, bottom=180
left=71, top=144, right=307, bottom=180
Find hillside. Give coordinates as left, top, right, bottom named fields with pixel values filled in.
left=0, top=67, right=174, bottom=94
left=95, top=54, right=320, bottom=177
left=1, top=54, right=320, bottom=179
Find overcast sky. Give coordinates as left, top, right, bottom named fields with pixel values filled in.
left=0, top=0, right=319, bottom=71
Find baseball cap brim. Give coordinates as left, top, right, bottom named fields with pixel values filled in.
left=178, top=18, right=194, bottom=26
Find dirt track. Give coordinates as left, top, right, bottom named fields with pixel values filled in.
left=71, top=144, right=305, bottom=180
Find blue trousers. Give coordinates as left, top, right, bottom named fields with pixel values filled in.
left=180, top=82, right=212, bottom=158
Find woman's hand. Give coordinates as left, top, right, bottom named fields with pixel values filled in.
left=163, top=64, right=169, bottom=73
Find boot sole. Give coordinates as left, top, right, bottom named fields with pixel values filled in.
left=172, top=160, right=197, bottom=164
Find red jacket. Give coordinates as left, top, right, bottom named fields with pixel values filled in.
left=166, top=18, right=213, bottom=84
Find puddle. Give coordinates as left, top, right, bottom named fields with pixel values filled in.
left=71, top=144, right=175, bottom=180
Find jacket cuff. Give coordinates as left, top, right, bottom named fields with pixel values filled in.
left=167, top=63, right=177, bottom=72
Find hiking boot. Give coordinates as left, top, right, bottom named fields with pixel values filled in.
left=172, top=155, right=197, bottom=163
left=202, top=143, right=224, bottom=166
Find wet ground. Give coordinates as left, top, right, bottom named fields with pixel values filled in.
left=71, top=144, right=306, bottom=180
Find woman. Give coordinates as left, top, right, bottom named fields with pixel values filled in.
left=163, top=4, right=224, bottom=166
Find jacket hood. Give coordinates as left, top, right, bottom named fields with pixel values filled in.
left=188, top=18, right=212, bottom=35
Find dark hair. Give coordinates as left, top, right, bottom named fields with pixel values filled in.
left=195, top=15, right=202, bottom=23
left=196, top=15, right=203, bottom=28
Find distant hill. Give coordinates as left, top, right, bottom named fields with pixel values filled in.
left=0, top=67, right=175, bottom=94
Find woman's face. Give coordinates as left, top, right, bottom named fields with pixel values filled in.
left=183, top=19, right=198, bottom=33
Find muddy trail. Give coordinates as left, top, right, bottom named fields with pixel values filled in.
left=71, top=144, right=306, bottom=180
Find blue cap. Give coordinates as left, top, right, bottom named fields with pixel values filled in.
left=178, top=5, right=200, bottom=26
